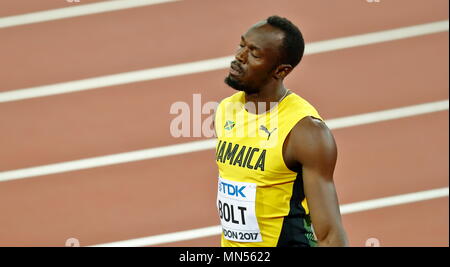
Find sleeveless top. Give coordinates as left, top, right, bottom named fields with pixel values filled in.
left=215, top=91, right=322, bottom=247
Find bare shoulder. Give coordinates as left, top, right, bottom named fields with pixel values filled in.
left=294, top=116, right=328, bottom=133
left=291, top=116, right=335, bottom=145
left=288, top=116, right=337, bottom=168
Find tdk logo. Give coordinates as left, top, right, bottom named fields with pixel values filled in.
left=219, top=181, right=246, bottom=198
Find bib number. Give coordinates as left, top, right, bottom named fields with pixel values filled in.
left=217, top=177, right=262, bottom=242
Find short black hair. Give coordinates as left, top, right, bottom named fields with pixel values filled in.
left=266, top=15, right=305, bottom=68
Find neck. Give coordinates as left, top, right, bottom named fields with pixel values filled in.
left=244, top=80, right=288, bottom=114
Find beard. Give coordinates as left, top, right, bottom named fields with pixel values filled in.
left=224, top=75, right=259, bottom=94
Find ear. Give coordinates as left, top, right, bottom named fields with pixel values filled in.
left=273, top=64, right=293, bottom=80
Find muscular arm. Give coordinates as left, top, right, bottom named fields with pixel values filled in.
left=285, top=116, right=348, bottom=247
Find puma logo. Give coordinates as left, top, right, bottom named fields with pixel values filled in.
left=259, top=125, right=277, bottom=140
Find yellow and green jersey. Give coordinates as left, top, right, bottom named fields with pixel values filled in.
left=215, top=91, right=322, bottom=247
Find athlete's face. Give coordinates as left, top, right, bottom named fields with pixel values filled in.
left=225, top=21, right=285, bottom=94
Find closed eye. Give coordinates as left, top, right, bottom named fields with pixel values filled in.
left=237, top=43, right=261, bottom=58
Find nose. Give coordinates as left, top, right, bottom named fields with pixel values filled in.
left=235, top=46, right=247, bottom=63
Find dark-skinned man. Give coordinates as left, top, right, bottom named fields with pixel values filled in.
left=214, top=16, right=348, bottom=247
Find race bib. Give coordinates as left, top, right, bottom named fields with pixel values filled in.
left=217, top=177, right=262, bottom=242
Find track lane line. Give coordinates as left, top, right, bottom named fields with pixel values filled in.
left=90, top=187, right=449, bottom=247
left=0, top=0, right=179, bottom=29
left=0, top=99, right=447, bottom=182
left=0, top=20, right=447, bottom=103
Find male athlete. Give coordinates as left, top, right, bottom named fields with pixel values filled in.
left=214, top=16, right=348, bottom=247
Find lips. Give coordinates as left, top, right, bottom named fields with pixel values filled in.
left=229, top=61, right=243, bottom=77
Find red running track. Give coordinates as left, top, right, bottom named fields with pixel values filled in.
left=0, top=0, right=448, bottom=246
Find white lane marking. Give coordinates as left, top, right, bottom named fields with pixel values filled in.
left=90, top=225, right=223, bottom=247
left=339, top=187, right=449, bottom=215
left=0, top=99, right=447, bottom=182
left=304, top=20, right=449, bottom=54
left=0, top=20, right=447, bottom=103
left=0, top=139, right=217, bottom=182
left=90, top=187, right=449, bottom=247
left=0, top=56, right=234, bottom=103
left=325, top=100, right=449, bottom=129
left=0, top=0, right=179, bottom=29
